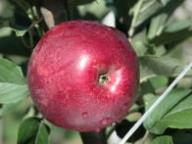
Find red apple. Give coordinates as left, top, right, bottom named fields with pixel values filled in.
left=27, top=20, right=139, bottom=132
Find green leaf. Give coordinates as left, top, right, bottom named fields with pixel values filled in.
left=0, top=107, right=3, bottom=116
left=18, top=117, right=41, bottom=144
left=148, top=13, right=168, bottom=40
left=0, top=27, right=27, bottom=37
left=0, top=27, right=12, bottom=38
left=2, top=98, right=31, bottom=117
left=127, top=112, right=142, bottom=122
left=152, top=136, right=173, bottom=144
left=165, top=19, right=192, bottom=33
left=150, top=19, right=192, bottom=46
left=159, top=0, right=170, bottom=5
left=0, top=58, right=25, bottom=84
left=151, top=30, right=192, bottom=46
left=140, top=55, right=185, bottom=82
left=166, top=47, right=184, bottom=60
left=149, top=76, right=168, bottom=90
left=35, top=123, right=50, bottom=144
left=132, top=0, right=183, bottom=28
left=131, top=29, right=148, bottom=56
left=131, top=0, right=161, bottom=27
left=0, top=83, right=29, bottom=104
left=143, top=93, right=157, bottom=111
left=141, top=81, right=155, bottom=95
left=0, top=0, right=14, bottom=19
left=0, top=58, right=29, bottom=104
left=153, top=46, right=167, bottom=57
left=153, top=93, right=192, bottom=132
left=78, top=0, right=109, bottom=19
left=144, top=89, right=191, bottom=134
left=18, top=117, right=50, bottom=144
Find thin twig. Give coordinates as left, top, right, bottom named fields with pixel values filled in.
left=119, top=62, right=192, bottom=144
left=28, top=17, right=44, bottom=31
left=129, top=0, right=145, bottom=37
left=21, top=17, right=43, bottom=49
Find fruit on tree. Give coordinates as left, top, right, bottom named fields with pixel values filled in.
left=27, top=20, right=139, bottom=132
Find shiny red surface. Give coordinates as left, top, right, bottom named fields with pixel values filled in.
left=27, top=20, right=139, bottom=132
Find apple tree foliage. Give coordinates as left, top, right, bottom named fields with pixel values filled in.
left=0, top=0, right=192, bottom=144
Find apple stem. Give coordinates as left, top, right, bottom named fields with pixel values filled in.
left=99, top=74, right=108, bottom=85
left=80, top=129, right=107, bottom=144
left=118, top=62, right=192, bottom=144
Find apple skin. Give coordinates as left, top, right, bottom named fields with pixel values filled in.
left=27, top=20, right=139, bottom=132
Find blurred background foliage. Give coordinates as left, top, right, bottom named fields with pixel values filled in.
left=0, top=0, right=192, bottom=144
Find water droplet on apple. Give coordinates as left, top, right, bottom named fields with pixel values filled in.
left=101, top=117, right=111, bottom=126
left=82, top=112, right=88, bottom=118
